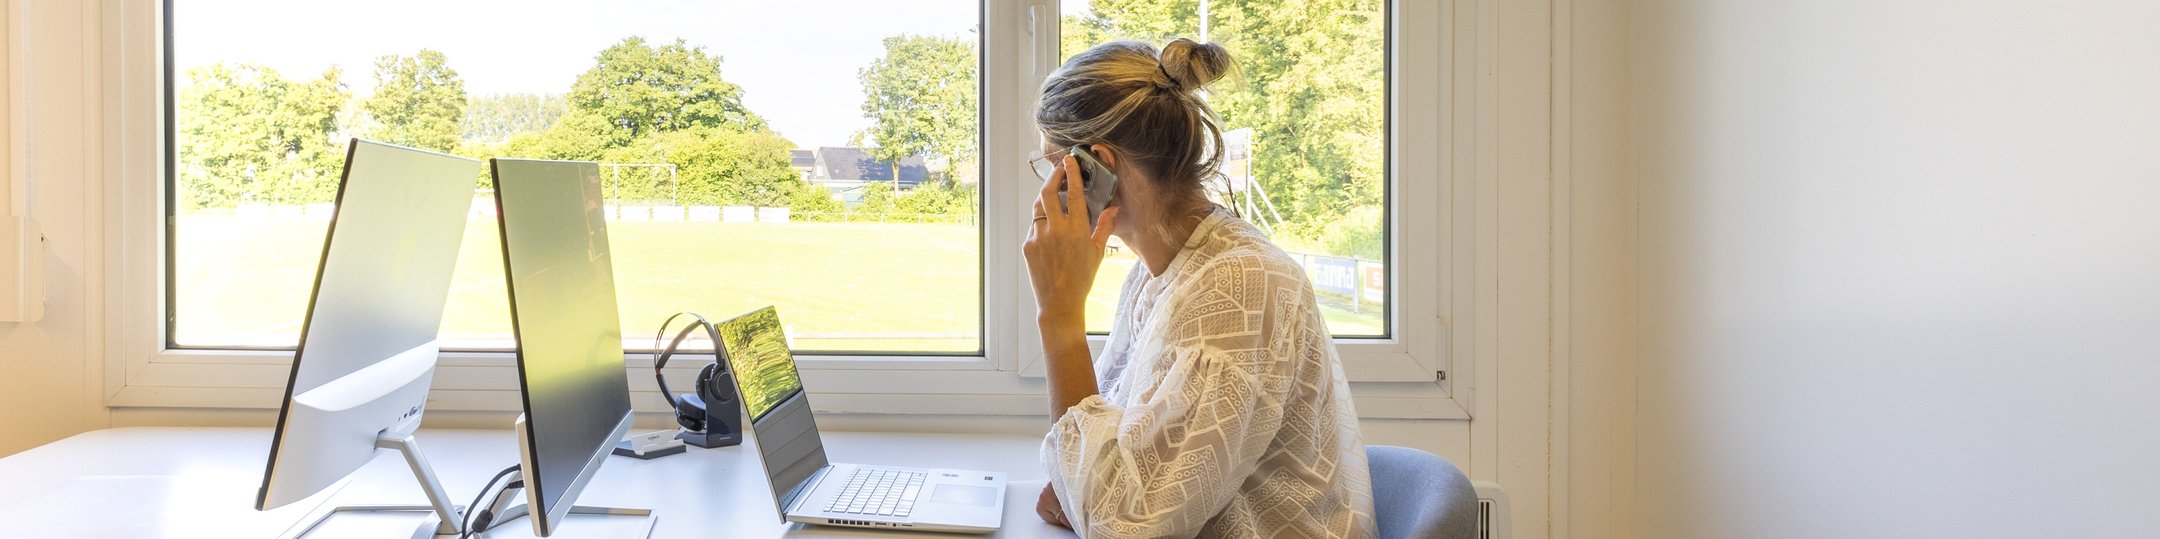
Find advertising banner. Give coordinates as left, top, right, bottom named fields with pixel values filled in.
left=1360, top=260, right=1386, bottom=303
left=1308, top=255, right=1361, bottom=298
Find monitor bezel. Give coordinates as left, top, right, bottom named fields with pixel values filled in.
left=492, top=157, right=639, bottom=536
left=513, top=410, right=636, bottom=536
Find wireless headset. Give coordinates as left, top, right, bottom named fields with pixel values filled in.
left=651, top=312, right=743, bottom=448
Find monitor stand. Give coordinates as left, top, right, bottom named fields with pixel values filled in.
left=472, top=468, right=657, bottom=538
left=279, top=430, right=467, bottom=539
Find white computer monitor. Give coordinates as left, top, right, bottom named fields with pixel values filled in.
left=253, top=140, right=481, bottom=537
left=489, top=157, right=649, bottom=537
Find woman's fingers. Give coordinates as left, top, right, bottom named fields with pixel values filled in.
left=1038, top=160, right=1068, bottom=218
left=1058, top=155, right=1088, bottom=227
left=1092, top=205, right=1121, bottom=248
left=1036, top=155, right=1097, bottom=235
left=1036, top=484, right=1068, bottom=527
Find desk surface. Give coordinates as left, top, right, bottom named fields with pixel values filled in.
left=0, top=427, right=1077, bottom=539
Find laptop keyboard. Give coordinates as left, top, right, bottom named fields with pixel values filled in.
left=825, top=468, right=927, bottom=517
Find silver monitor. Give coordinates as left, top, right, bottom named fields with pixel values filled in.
left=254, top=140, right=480, bottom=536
left=490, top=158, right=648, bottom=537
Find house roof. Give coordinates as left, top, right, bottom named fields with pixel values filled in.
left=790, top=150, right=816, bottom=168
left=812, top=147, right=928, bottom=186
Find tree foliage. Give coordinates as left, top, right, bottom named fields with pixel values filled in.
left=569, top=37, right=766, bottom=146
left=175, top=34, right=989, bottom=216
left=498, top=112, right=614, bottom=163
left=856, top=35, right=978, bottom=182
left=461, top=93, right=567, bottom=145
left=896, top=182, right=977, bottom=216
left=788, top=182, right=845, bottom=215
left=176, top=63, right=350, bottom=208
left=363, top=50, right=466, bottom=152
left=591, top=128, right=800, bottom=206
left=481, top=37, right=809, bottom=207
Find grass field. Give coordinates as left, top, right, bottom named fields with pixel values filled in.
left=173, top=209, right=1381, bottom=353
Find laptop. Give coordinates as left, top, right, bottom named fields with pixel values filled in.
left=713, top=306, right=1007, bottom=533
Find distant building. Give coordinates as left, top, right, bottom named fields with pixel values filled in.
left=804, top=147, right=930, bottom=206
left=789, top=150, right=817, bottom=182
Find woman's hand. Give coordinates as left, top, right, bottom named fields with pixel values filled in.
left=1028, top=155, right=1111, bottom=444
left=1037, top=483, right=1072, bottom=528
left=1023, top=155, right=1121, bottom=324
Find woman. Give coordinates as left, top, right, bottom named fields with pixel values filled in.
left=1023, top=38, right=1377, bottom=538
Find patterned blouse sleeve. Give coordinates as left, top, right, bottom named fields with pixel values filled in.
left=1040, top=254, right=1307, bottom=538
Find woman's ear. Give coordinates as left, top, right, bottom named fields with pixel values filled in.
left=1089, top=145, right=1118, bottom=170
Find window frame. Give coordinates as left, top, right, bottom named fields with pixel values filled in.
left=1017, top=0, right=1439, bottom=383
left=101, top=0, right=1471, bottom=420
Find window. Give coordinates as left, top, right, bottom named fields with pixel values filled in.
left=1059, top=0, right=1389, bottom=338
left=128, top=0, right=1449, bottom=411
left=166, top=0, right=984, bottom=354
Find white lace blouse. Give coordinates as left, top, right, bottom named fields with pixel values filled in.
left=1041, top=208, right=1377, bottom=538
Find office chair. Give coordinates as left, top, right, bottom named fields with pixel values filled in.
left=1367, top=445, right=1479, bottom=539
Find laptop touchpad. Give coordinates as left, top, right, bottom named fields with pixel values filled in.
left=929, top=484, right=998, bottom=506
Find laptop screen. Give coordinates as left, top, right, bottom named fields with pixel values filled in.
left=716, top=306, right=829, bottom=518
left=715, top=307, right=805, bottom=422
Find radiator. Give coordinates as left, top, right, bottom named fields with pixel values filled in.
left=1471, top=480, right=1511, bottom=539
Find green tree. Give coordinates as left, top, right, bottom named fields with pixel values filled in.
left=854, top=185, right=898, bottom=215
left=461, top=93, right=567, bottom=145
left=855, top=35, right=978, bottom=185
left=486, top=36, right=791, bottom=208
left=788, top=182, right=844, bottom=214
left=600, top=128, right=799, bottom=206
left=500, top=111, right=615, bottom=162
left=568, top=37, right=765, bottom=146
left=464, top=37, right=803, bottom=210
left=363, top=50, right=466, bottom=152
left=176, top=63, right=349, bottom=208
left=897, top=182, right=977, bottom=216
left=1062, top=1, right=1194, bottom=51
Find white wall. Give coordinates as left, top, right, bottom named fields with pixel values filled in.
left=0, top=0, right=112, bottom=456
left=1633, top=1, right=2160, bottom=537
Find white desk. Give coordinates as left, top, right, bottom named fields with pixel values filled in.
left=0, top=428, right=1077, bottom=539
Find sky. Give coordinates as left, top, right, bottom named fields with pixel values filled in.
left=172, top=0, right=984, bottom=149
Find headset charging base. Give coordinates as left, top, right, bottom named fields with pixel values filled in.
left=676, top=428, right=741, bottom=449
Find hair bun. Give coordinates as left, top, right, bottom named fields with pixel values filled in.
left=1158, top=38, right=1234, bottom=92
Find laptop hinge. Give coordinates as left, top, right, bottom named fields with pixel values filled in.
left=782, top=465, right=832, bottom=514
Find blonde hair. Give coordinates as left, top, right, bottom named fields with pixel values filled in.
left=1035, top=38, right=1235, bottom=201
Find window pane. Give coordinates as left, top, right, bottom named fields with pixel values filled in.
left=170, top=1, right=983, bottom=353
left=1061, top=0, right=1388, bottom=337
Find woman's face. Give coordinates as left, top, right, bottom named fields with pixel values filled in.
left=1039, top=137, right=1157, bottom=241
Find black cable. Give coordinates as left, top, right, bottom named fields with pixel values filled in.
left=458, top=465, right=520, bottom=539
left=470, top=480, right=526, bottom=535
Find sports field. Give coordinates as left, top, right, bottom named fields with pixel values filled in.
left=172, top=209, right=1381, bottom=353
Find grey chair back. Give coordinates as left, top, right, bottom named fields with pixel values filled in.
left=1367, top=445, right=1478, bottom=539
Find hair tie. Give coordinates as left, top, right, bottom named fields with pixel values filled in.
left=1156, top=62, right=1177, bottom=89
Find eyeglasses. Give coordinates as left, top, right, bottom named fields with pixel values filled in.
left=1027, top=148, right=1072, bottom=182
